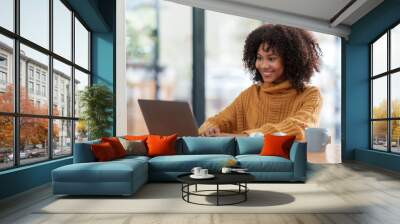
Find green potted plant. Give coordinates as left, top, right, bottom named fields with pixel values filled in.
left=79, top=84, right=113, bottom=140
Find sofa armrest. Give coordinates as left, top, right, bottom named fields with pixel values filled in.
left=73, top=140, right=100, bottom=163
left=289, top=142, right=307, bottom=181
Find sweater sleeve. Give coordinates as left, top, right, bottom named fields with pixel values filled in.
left=198, top=90, right=246, bottom=134
left=242, top=87, right=323, bottom=140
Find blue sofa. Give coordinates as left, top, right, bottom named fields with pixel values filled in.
left=52, top=137, right=307, bottom=196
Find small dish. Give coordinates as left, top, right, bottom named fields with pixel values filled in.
left=190, top=174, right=215, bottom=179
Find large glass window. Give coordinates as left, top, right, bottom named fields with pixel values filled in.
left=19, top=117, right=49, bottom=165
left=370, top=23, right=400, bottom=154
left=74, top=69, right=89, bottom=119
left=53, top=59, right=72, bottom=117
left=391, top=24, right=400, bottom=70
left=372, top=34, right=387, bottom=77
left=20, top=44, right=49, bottom=115
left=53, top=0, right=72, bottom=60
left=53, top=119, right=72, bottom=158
left=0, top=1, right=91, bottom=170
left=0, top=0, right=14, bottom=31
left=126, top=0, right=192, bottom=134
left=0, top=34, right=14, bottom=112
left=0, top=116, right=13, bottom=170
left=20, top=0, right=49, bottom=49
left=74, top=18, right=89, bottom=70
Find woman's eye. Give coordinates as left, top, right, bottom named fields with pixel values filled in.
left=268, top=57, right=276, bottom=61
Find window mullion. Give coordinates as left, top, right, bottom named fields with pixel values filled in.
left=14, top=0, right=20, bottom=167
left=370, top=45, right=373, bottom=149
left=71, top=10, right=76, bottom=154
left=388, top=30, right=391, bottom=152
left=48, top=0, right=54, bottom=160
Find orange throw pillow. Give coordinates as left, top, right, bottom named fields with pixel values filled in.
left=259, top=134, right=296, bottom=159
left=146, top=134, right=177, bottom=157
left=125, top=135, right=148, bottom=141
left=101, top=137, right=127, bottom=158
left=91, top=142, right=117, bottom=161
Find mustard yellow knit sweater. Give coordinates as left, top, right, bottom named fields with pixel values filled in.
left=198, top=80, right=323, bottom=141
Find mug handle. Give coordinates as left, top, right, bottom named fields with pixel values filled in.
left=322, top=132, right=329, bottom=146
left=191, top=167, right=201, bottom=173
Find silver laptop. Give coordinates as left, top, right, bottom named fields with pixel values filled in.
left=138, top=99, right=199, bottom=136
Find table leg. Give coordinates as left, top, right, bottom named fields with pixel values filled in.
left=188, top=184, right=190, bottom=202
left=217, top=184, right=219, bottom=206
left=245, top=183, right=247, bottom=201
left=195, top=184, right=197, bottom=192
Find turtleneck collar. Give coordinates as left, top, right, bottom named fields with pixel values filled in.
left=260, top=80, right=295, bottom=94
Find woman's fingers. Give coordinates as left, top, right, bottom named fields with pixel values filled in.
left=202, top=127, right=220, bottom=136
left=210, top=127, right=220, bottom=136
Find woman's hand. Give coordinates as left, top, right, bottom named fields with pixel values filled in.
left=218, top=133, right=248, bottom=137
left=201, top=126, right=221, bottom=136
left=202, top=131, right=248, bottom=137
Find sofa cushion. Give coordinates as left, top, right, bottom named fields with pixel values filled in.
left=236, top=155, right=293, bottom=172
left=101, top=137, right=127, bottom=158
left=236, top=136, right=263, bottom=155
left=91, top=142, right=118, bottom=161
left=119, top=138, right=148, bottom=156
left=148, top=154, right=235, bottom=172
left=147, top=134, right=178, bottom=157
left=52, top=158, right=147, bottom=183
left=260, top=134, right=296, bottom=159
left=181, top=137, right=235, bottom=155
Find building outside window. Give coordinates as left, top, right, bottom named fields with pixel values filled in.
left=0, top=54, right=7, bottom=67
left=35, top=70, right=40, bottom=81
left=0, top=71, right=6, bottom=85
left=28, top=81, right=34, bottom=94
left=35, top=83, right=40, bottom=95
left=0, top=54, right=7, bottom=90
left=28, top=67, right=34, bottom=80
left=41, top=85, right=46, bottom=97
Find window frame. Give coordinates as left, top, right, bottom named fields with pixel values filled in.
left=0, top=0, right=92, bottom=171
left=370, top=20, right=400, bottom=154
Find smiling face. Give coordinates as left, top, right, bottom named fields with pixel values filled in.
left=255, top=42, right=285, bottom=83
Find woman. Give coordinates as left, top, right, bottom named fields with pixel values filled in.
left=199, top=24, right=323, bottom=141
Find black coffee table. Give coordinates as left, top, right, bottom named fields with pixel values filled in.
left=177, top=172, right=255, bottom=206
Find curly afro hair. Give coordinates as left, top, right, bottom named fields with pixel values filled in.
left=243, top=24, right=321, bottom=92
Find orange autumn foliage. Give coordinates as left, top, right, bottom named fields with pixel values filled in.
left=0, top=84, right=59, bottom=149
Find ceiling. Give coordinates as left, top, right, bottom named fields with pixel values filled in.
left=166, top=0, right=384, bottom=38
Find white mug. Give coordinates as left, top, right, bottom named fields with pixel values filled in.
left=191, top=167, right=202, bottom=176
left=305, top=128, right=329, bottom=152
left=200, top=169, right=208, bottom=176
left=221, top=167, right=232, bottom=173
